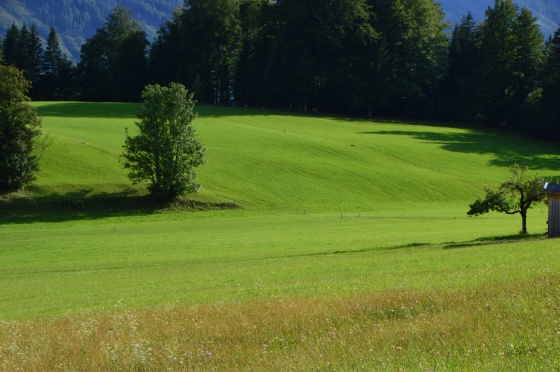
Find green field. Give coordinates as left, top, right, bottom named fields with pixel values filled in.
left=1, top=102, right=559, bottom=369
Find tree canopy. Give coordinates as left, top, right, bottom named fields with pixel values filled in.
left=122, top=83, right=206, bottom=201
left=0, top=65, right=42, bottom=192
left=77, top=6, right=149, bottom=102
left=467, top=164, right=547, bottom=234
left=3, top=0, right=560, bottom=143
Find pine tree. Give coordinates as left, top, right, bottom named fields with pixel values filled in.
left=150, top=0, right=241, bottom=104
left=265, top=0, right=378, bottom=112
left=541, top=26, right=560, bottom=141
left=368, top=0, right=449, bottom=117
left=149, top=9, right=183, bottom=86
left=77, top=30, right=111, bottom=101
left=232, top=0, right=272, bottom=107
left=2, top=24, right=20, bottom=67
left=2, top=24, right=45, bottom=99
left=112, top=30, right=149, bottom=102
left=77, top=6, right=148, bottom=101
left=26, top=25, right=44, bottom=97
left=443, top=13, right=480, bottom=122
left=41, top=27, right=75, bottom=100
left=43, top=27, right=63, bottom=76
left=510, top=7, right=544, bottom=133
left=476, top=0, right=543, bottom=129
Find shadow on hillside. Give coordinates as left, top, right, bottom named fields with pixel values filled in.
left=443, top=233, right=546, bottom=249
left=197, top=105, right=316, bottom=118
left=35, top=102, right=139, bottom=119
left=36, top=102, right=289, bottom=120
left=361, top=128, right=560, bottom=171
left=0, top=189, right=239, bottom=225
left=0, top=189, right=156, bottom=224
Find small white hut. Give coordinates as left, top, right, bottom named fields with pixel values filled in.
left=544, top=182, right=560, bottom=238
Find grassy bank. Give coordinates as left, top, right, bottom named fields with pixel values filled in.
left=1, top=270, right=559, bottom=370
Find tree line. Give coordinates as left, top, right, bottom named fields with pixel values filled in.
left=2, top=0, right=560, bottom=140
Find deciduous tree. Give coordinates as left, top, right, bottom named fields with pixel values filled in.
left=467, top=164, right=546, bottom=234
left=122, top=83, right=205, bottom=201
left=0, top=66, right=42, bottom=192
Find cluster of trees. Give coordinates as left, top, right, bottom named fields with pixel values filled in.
left=2, top=0, right=560, bottom=140
left=0, top=63, right=205, bottom=201
left=0, top=0, right=183, bottom=61
left=0, top=7, right=146, bottom=102
left=1, top=24, right=75, bottom=100
left=442, top=2, right=560, bottom=140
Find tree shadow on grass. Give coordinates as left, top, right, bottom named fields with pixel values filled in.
left=36, top=102, right=303, bottom=121
left=360, top=127, right=560, bottom=171
left=443, top=233, right=547, bottom=249
left=0, top=188, right=239, bottom=225
left=35, top=102, right=140, bottom=119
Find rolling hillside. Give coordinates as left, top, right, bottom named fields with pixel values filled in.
left=1, top=103, right=560, bottom=369
left=24, top=102, right=560, bottom=212
left=1, top=0, right=560, bottom=61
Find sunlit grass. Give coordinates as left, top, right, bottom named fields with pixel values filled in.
left=1, top=273, right=558, bottom=370
left=1, top=102, right=559, bottom=369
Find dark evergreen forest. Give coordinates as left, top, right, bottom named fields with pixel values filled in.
left=2, top=0, right=560, bottom=141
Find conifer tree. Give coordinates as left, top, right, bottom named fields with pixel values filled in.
left=2, top=24, right=20, bottom=67
left=77, top=6, right=148, bottom=102
left=25, top=25, right=44, bottom=98
left=368, top=0, right=449, bottom=117
left=443, top=13, right=480, bottom=122
left=476, top=0, right=543, bottom=129
left=150, top=0, right=241, bottom=104
left=42, top=27, right=75, bottom=100
left=541, top=25, right=560, bottom=141
left=43, top=27, right=63, bottom=76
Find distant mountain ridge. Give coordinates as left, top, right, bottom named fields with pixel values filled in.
left=439, top=0, right=560, bottom=35
left=0, top=0, right=182, bottom=60
left=1, top=0, right=560, bottom=62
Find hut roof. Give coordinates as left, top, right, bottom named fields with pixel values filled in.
left=544, top=182, right=560, bottom=194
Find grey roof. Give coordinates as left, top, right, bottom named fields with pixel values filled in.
left=544, top=182, right=560, bottom=194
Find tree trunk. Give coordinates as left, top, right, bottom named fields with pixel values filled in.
left=521, top=211, right=528, bottom=234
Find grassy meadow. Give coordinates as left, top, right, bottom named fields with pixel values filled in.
left=1, top=102, right=560, bottom=370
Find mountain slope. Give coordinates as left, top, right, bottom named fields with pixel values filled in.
left=0, top=0, right=182, bottom=60
left=439, top=0, right=560, bottom=34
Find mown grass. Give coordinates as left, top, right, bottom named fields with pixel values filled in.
left=1, top=102, right=560, bottom=369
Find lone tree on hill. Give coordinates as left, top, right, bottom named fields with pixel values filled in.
left=0, top=65, right=42, bottom=192
left=122, top=83, right=205, bottom=201
left=467, top=164, right=546, bottom=234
